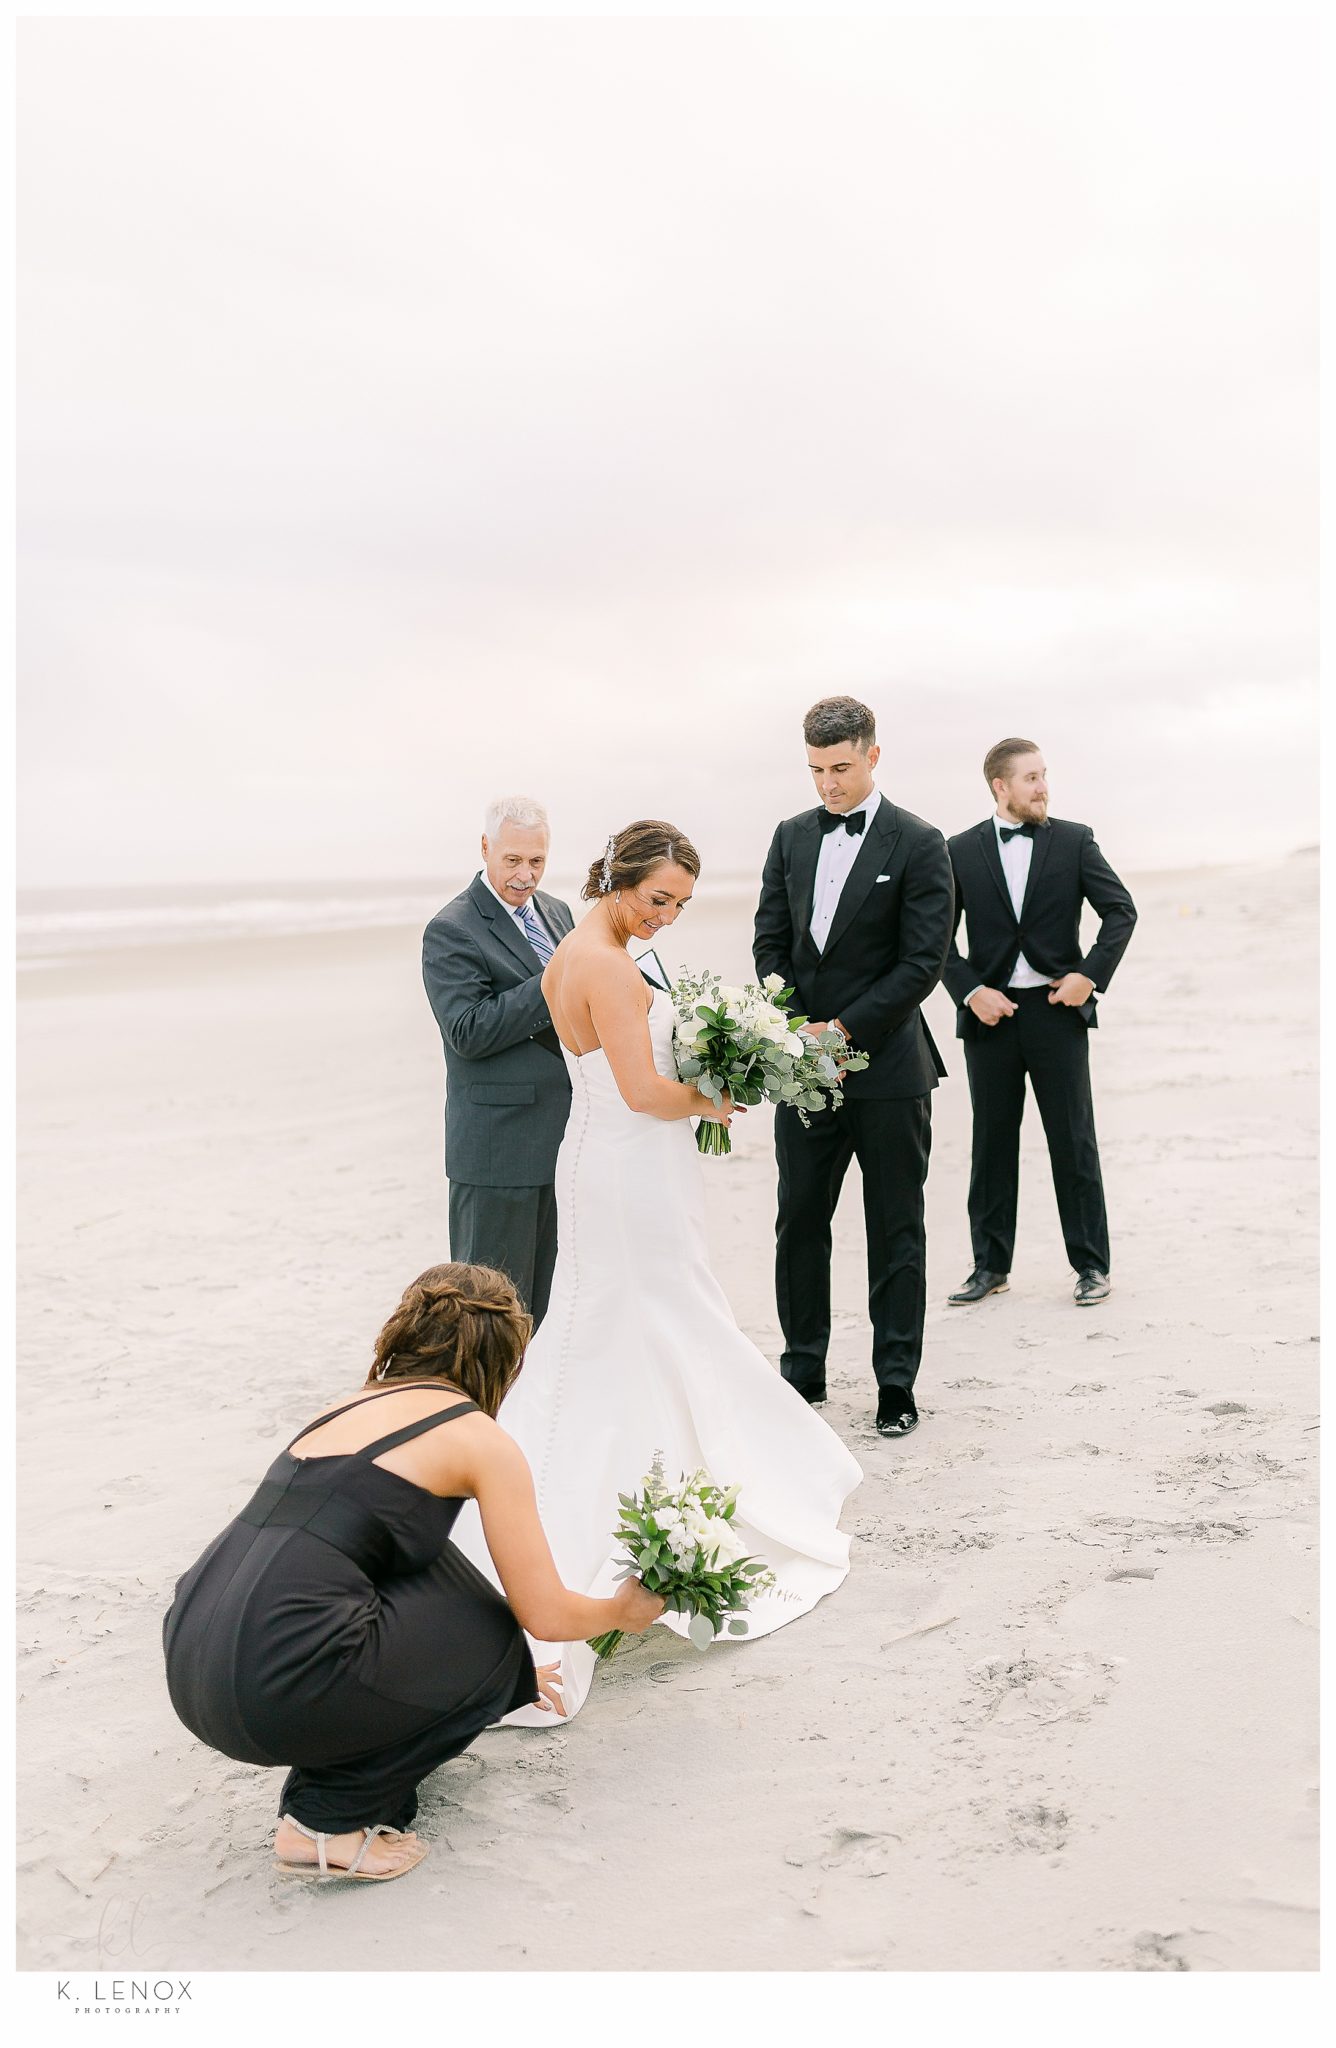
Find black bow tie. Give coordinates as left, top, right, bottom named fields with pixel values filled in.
left=998, top=821, right=1035, bottom=843
left=819, top=808, right=866, bottom=837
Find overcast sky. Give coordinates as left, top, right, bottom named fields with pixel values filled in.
left=18, top=15, right=1317, bottom=889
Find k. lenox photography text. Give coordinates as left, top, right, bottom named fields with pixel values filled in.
left=55, top=1979, right=192, bottom=2015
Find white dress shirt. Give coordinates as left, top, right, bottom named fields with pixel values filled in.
left=992, top=814, right=1048, bottom=988
left=480, top=870, right=554, bottom=952
left=810, top=785, right=882, bottom=954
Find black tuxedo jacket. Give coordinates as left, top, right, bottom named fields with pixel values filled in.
left=943, top=817, right=1137, bottom=1040
left=753, top=800, right=954, bottom=1100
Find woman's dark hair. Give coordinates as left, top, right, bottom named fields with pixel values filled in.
left=803, top=695, right=876, bottom=750
left=365, top=1263, right=531, bottom=1416
left=580, top=818, right=701, bottom=904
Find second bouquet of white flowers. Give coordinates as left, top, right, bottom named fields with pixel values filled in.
left=587, top=1454, right=777, bottom=1660
left=671, top=968, right=869, bottom=1155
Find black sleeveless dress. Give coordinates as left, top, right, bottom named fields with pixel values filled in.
left=163, top=1390, right=537, bottom=1833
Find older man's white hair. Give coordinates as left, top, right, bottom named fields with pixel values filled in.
left=484, top=795, right=549, bottom=838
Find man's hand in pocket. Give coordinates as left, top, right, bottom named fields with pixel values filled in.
left=966, top=988, right=1017, bottom=1028
left=1047, top=973, right=1095, bottom=1007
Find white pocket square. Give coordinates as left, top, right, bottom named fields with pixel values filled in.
left=875, top=874, right=890, bottom=882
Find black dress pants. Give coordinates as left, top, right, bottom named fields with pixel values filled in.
left=963, top=988, right=1109, bottom=1276
left=279, top=1713, right=482, bottom=1833
left=774, top=1092, right=932, bottom=1400
left=448, top=1181, right=558, bottom=1329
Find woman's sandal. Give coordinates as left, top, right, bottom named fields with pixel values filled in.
left=274, top=1813, right=430, bottom=1883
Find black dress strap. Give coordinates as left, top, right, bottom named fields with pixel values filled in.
left=357, top=1401, right=480, bottom=1461
left=285, top=1385, right=463, bottom=1453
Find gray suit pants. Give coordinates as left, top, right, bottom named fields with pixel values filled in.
left=447, top=1181, right=559, bottom=1330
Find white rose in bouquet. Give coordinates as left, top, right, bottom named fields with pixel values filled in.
left=701, top=1521, right=746, bottom=1565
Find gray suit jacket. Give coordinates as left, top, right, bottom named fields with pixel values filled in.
left=422, top=876, right=575, bottom=1188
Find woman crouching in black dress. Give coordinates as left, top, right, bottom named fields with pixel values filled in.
left=163, top=1262, right=663, bottom=1883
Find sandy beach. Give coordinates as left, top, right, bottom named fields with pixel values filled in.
left=16, top=853, right=1318, bottom=1973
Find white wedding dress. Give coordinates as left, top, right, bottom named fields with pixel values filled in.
left=451, top=987, right=863, bottom=1722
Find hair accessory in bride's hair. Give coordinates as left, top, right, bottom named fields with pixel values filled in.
left=599, top=834, right=616, bottom=894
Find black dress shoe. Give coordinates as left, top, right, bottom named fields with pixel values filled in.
left=1073, top=1270, right=1111, bottom=1305
left=875, top=1393, right=918, bottom=1437
left=785, top=1380, right=828, bottom=1406
left=947, top=1268, right=1009, bottom=1305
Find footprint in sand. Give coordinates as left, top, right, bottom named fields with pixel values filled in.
left=883, top=1526, right=998, bottom=1557
left=1126, top=1930, right=1191, bottom=1971
left=1007, top=1802, right=1071, bottom=1853
left=1070, top=1513, right=1249, bottom=1551
left=1168, top=1448, right=1289, bottom=1489
left=784, top=1826, right=899, bottom=1878
left=964, top=1648, right=1119, bottom=1729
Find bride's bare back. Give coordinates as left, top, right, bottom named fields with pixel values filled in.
left=544, top=927, right=649, bottom=1060
left=540, top=858, right=734, bottom=1128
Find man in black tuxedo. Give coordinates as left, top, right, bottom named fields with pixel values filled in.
left=754, top=696, right=954, bottom=1439
left=942, top=738, right=1137, bottom=1308
left=422, top=796, right=575, bottom=1328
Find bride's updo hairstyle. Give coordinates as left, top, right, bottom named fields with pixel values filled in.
left=366, top=1263, right=531, bottom=1416
left=580, top=819, right=702, bottom=903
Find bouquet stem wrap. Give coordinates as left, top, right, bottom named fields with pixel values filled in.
left=695, top=1118, right=734, bottom=1158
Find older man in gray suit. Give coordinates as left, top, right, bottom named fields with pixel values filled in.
left=422, top=796, right=575, bottom=1328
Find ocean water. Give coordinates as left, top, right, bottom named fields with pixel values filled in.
left=15, top=880, right=450, bottom=966
left=16, top=873, right=759, bottom=967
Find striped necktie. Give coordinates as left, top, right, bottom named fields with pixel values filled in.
left=516, top=898, right=555, bottom=964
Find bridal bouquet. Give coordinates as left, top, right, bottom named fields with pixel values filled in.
left=587, top=1453, right=777, bottom=1660
left=671, top=969, right=869, bottom=1155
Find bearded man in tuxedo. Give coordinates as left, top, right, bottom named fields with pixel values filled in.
left=942, top=738, right=1137, bottom=1308
left=754, top=696, right=955, bottom=1439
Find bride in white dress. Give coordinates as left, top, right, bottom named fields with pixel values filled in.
left=452, top=819, right=862, bottom=1721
